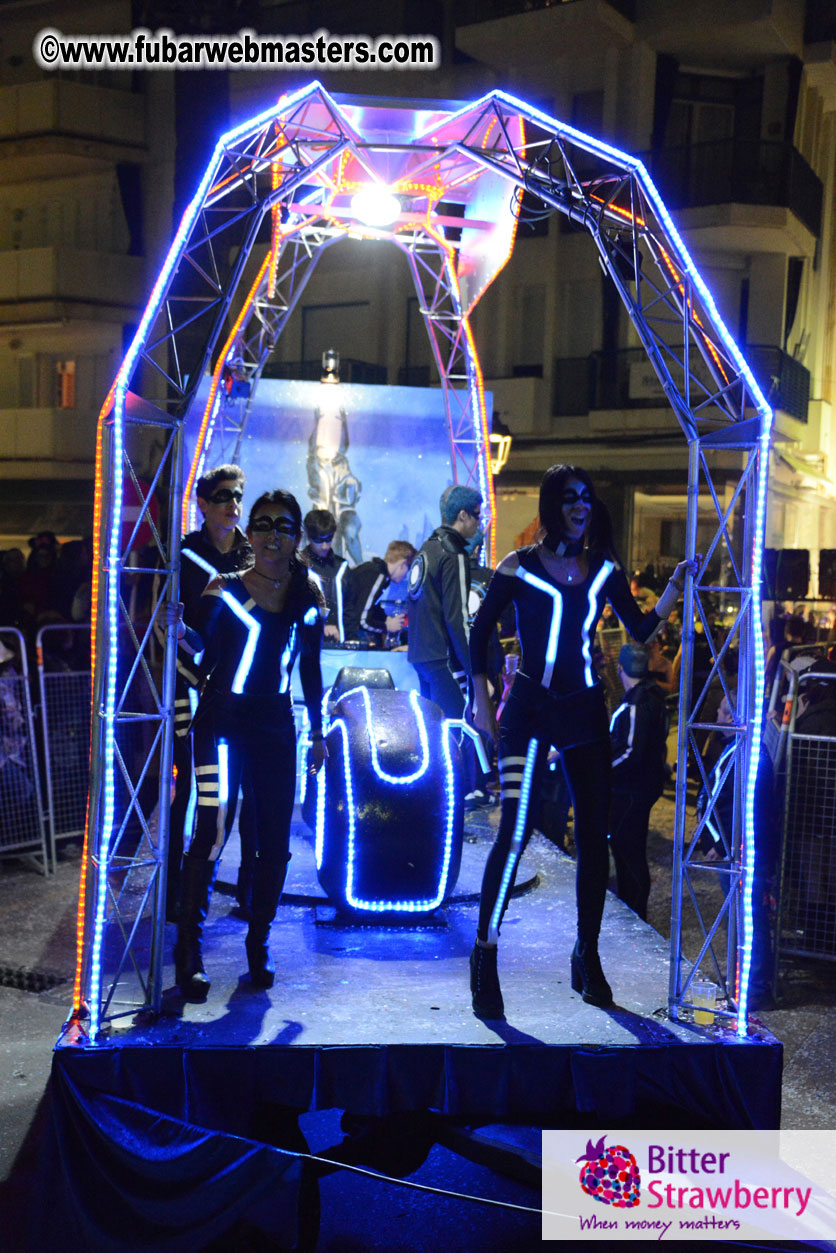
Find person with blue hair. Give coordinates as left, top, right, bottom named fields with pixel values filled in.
left=407, top=484, right=484, bottom=796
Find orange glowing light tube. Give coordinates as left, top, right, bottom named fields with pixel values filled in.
left=181, top=251, right=272, bottom=534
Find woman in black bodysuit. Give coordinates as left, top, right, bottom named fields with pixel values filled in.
left=469, top=465, right=698, bottom=1016
left=175, top=490, right=325, bottom=1000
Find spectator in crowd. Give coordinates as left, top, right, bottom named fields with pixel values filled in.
left=300, top=509, right=348, bottom=643
left=0, top=549, right=25, bottom=626
left=608, top=642, right=669, bottom=921
left=20, top=532, right=59, bottom=621
left=647, top=633, right=674, bottom=692
left=630, top=571, right=658, bottom=611
left=765, top=613, right=807, bottom=696
left=795, top=659, right=836, bottom=735
left=343, top=540, right=416, bottom=645
left=52, top=539, right=92, bottom=623
left=792, top=660, right=836, bottom=955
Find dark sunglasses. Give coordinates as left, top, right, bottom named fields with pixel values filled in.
left=250, top=516, right=299, bottom=536
left=467, top=509, right=481, bottom=520
left=208, top=487, right=244, bottom=504
left=309, top=532, right=335, bottom=544
left=560, top=489, right=592, bottom=506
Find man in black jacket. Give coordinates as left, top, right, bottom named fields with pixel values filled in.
left=407, top=485, right=482, bottom=716
left=608, top=642, right=669, bottom=920
left=407, top=485, right=484, bottom=798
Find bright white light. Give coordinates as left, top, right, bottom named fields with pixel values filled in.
left=350, top=187, right=401, bottom=227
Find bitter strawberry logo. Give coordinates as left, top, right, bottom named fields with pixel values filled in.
left=576, top=1135, right=641, bottom=1207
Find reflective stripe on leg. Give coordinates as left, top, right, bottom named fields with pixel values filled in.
left=487, top=737, right=538, bottom=944
left=209, top=739, right=229, bottom=861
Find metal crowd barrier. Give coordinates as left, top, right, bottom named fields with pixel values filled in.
left=774, top=667, right=836, bottom=984
left=763, top=645, right=825, bottom=776
left=0, top=628, right=50, bottom=873
left=36, top=623, right=91, bottom=868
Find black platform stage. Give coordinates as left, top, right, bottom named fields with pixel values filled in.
left=39, top=812, right=781, bottom=1249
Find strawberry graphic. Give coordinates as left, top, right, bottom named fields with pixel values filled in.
left=576, top=1135, right=641, bottom=1208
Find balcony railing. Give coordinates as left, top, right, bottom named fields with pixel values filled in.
left=553, top=345, right=810, bottom=423
left=641, top=140, right=823, bottom=239
left=263, top=359, right=387, bottom=385
left=455, top=0, right=635, bottom=25
left=745, top=345, right=810, bottom=424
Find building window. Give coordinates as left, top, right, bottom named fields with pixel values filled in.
left=56, top=360, right=76, bottom=409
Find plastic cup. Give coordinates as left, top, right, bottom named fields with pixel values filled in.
left=692, top=980, right=717, bottom=1025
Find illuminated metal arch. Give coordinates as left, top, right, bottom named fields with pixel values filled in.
left=75, top=82, right=771, bottom=1042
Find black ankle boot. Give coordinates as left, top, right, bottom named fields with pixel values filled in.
left=245, top=866, right=285, bottom=989
left=245, top=925, right=275, bottom=988
left=570, top=940, right=613, bottom=1007
left=470, top=942, right=504, bottom=1018
left=234, top=860, right=254, bottom=921
left=174, top=857, right=216, bottom=1001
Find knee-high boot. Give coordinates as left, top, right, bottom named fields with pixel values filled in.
left=174, top=855, right=217, bottom=1000
left=245, top=858, right=288, bottom=988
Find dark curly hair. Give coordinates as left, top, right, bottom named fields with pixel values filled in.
left=538, top=464, right=621, bottom=564
left=196, top=463, right=245, bottom=499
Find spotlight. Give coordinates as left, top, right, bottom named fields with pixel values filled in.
left=321, top=348, right=340, bottom=384
left=350, top=186, right=401, bottom=227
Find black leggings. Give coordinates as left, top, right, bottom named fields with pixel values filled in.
left=477, top=679, right=611, bottom=946
left=189, top=693, right=298, bottom=907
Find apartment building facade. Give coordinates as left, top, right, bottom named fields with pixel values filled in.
left=1, top=0, right=833, bottom=589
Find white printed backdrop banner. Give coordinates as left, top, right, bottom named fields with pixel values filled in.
left=543, top=1130, right=836, bottom=1243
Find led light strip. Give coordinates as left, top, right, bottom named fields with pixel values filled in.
left=337, top=685, right=429, bottom=784
left=327, top=704, right=456, bottom=912
left=334, top=562, right=347, bottom=642
left=279, top=622, right=297, bottom=694
left=582, top=562, right=614, bottom=686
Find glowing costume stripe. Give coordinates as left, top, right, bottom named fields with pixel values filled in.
left=209, top=739, right=229, bottom=859
left=516, top=569, right=562, bottom=688
left=279, top=622, right=297, bottom=694
left=182, top=688, right=200, bottom=845
left=457, top=554, right=469, bottom=642
left=218, top=590, right=260, bottom=694
left=335, top=562, right=347, bottom=642
left=583, top=561, right=613, bottom=686
left=488, top=736, right=539, bottom=944
left=611, top=704, right=637, bottom=767
left=182, top=548, right=219, bottom=580
left=304, top=605, right=319, bottom=626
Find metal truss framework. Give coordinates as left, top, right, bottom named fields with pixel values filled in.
left=75, top=83, right=771, bottom=1043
